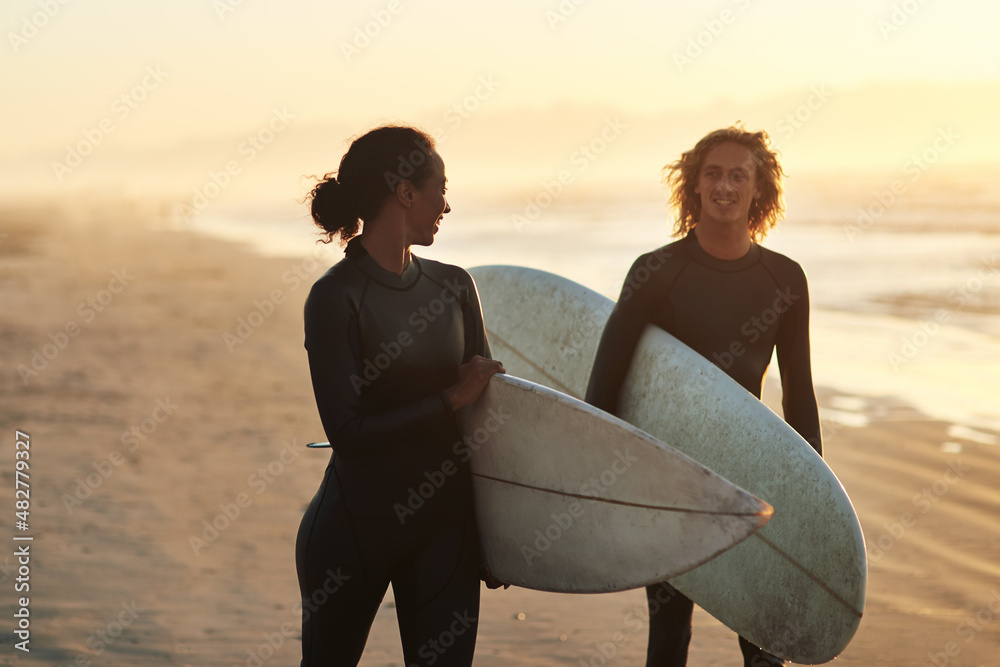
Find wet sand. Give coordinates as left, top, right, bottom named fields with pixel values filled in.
left=1, top=202, right=999, bottom=666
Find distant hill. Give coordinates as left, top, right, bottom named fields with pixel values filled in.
left=2, top=81, right=998, bottom=214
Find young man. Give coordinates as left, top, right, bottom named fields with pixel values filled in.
left=585, top=126, right=822, bottom=667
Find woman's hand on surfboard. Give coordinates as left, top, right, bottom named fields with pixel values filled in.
left=445, top=355, right=505, bottom=410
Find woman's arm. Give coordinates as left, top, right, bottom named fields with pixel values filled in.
left=460, top=269, right=492, bottom=362
left=305, top=269, right=502, bottom=460
left=304, top=275, right=457, bottom=460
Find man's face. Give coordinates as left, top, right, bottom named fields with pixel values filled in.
left=694, top=142, right=761, bottom=227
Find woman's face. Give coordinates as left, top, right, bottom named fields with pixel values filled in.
left=405, top=151, right=450, bottom=247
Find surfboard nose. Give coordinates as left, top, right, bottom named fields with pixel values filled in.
left=463, top=374, right=780, bottom=593
left=743, top=493, right=774, bottom=532
left=755, top=497, right=775, bottom=523
left=716, top=476, right=775, bottom=526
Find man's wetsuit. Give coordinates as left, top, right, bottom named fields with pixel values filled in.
left=296, top=237, right=488, bottom=666
left=586, top=230, right=822, bottom=667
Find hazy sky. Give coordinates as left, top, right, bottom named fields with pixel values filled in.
left=3, top=0, right=999, bottom=203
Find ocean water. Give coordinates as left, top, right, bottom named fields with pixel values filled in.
left=191, top=199, right=1000, bottom=435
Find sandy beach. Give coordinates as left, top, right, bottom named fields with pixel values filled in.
left=2, top=201, right=999, bottom=666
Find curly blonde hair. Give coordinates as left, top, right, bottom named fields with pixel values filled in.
left=663, top=124, right=785, bottom=242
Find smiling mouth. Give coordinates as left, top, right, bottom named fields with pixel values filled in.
left=714, top=198, right=735, bottom=206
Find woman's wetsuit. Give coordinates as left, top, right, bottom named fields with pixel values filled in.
left=296, top=237, right=489, bottom=666
left=586, top=231, right=822, bottom=667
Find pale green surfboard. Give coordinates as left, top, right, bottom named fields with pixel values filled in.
left=469, top=265, right=867, bottom=664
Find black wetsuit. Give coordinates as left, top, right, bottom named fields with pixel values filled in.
left=296, top=237, right=488, bottom=666
left=586, top=231, right=822, bottom=667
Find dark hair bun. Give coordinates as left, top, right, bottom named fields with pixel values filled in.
left=307, top=125, right=438, bottom=245
left=309, top=174, right=360, bottom=244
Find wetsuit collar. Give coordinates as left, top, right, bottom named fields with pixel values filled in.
left=683, top=229, right=761, bottom=273
left=345, top=236, right=422, bottom=289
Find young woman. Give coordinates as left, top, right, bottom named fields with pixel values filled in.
left=295, top=125, right=504, bottom=666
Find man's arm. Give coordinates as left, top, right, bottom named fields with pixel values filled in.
left=775, top=267, right=823, bottom=455
left=585, top=255, right=657, bottom=414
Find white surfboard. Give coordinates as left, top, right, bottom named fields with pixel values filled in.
left=469, top=265, right=867, bottom=664
left=458, top=373, right=772, bottom=594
